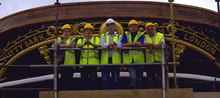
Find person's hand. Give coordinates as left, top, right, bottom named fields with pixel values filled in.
left=84, top=40, right=91, bottom=45
left=136, top=42, right=143, bottom=47
left=153, top=44, right=160, bottom=50
left=149, top=47, right=153, bottom=54
left=60, top=44, right=67, bottom=48
left=108, top=43, right=115, bottom=47
left=67, top=44, right=74, bottom=48
left=52, top=44, right=56, bottom=48
left=123, top=50, right=129, bottom=54
left=112, top=45, right=118, bottom=50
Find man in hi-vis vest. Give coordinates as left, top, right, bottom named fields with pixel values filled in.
left=143, top=22, right=165, bottom=88
left=51, top=24, right=76, bottom=90
left=100, top=18, right=122, bottom=89
left=121, top=20, right=145, bottom=89
left=77, top=23, right=100, bottom=89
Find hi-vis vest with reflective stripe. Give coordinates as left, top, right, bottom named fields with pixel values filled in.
left=145, top=32, right=163, bottom=63
left=101, top=33, right=122, bottom=64
left=79, top=37, right=99, bottom=66
left=123, top=31, right=145, bottom=64
left=58, top=37, right=75, bottom=65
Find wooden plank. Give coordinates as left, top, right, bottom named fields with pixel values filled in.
left=39, top=88, right=193, bottom=98
left=194, top=92, right=220, bottom=98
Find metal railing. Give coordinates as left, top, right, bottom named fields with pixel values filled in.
left=49, top=44, right=176, bottom=98
left=0, top=45, right=179, bottom=98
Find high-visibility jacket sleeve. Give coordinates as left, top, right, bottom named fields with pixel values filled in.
left=117, top=37, right=122, bottom=48
left=76, top=39, right=82, bottom=47
left=95, top=37, right=101, bottom=45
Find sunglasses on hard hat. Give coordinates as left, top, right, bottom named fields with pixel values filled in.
left=147, top=28, right=154, bottom=31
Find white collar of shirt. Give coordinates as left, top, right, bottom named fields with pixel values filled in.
left=151, top=33, right=157, bottom=42
left=106, top=32, right=117, bottom=36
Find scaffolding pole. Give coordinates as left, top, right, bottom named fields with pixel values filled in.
left=162, top=44, right=166, bottom=98
left=216, top=0, right=220, bottom=33
left=54, top=0, right=60, bottom=98
left=168, top=0, right=178, bottom=88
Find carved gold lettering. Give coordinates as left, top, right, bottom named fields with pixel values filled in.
left=14, top=46, right=19, bottom=52
left=210, top=47, right=216, bottom=55
left=194, top=38, right=201, bottom=46
left=183, top=33, right=188, bottom=41
left=183, top=33, right=216, bottom=55
left=29, top=39, right=34, bottom=46
left=18, top=44, right=23, bottom=50
left=9, top=49, right=14, bottom=55
left=39, top=34, right=45, bottom=41
left=24, top=41, right=29, bottom=47
left=189, top=36, right=195, bottom=42
left=200, top=41, right=206, bottom=48
left=33, top=36, right=39, bottom=43
left=206, top=45, right=211, bottom=50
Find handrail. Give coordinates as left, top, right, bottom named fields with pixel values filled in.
left=48, top=47, right=167, bottom=51
left=0, top=72, right=219, bottom=88
left=0, top=88, right=52, bottom=91
left=0, top=55, right=13, bottom=62
left=0, top=62, right=180, bottom=67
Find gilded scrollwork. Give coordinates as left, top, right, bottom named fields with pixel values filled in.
left=0, top=63, right=3, bottom=66
left=38, top=45, right=51, bottom=65
left=175, top=44, right=186, bottom=60
left=166, top=22, right=178, bottom=39
left=99, top=21, right=124, bottom=35
left=0, top=39, right=55, bottom=79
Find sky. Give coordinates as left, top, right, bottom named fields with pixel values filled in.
left=0, top=0, right=218, bottom=19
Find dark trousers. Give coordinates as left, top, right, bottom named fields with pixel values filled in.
left=101, top=57, right=120, bottom=89
left=127, top=65, right=144, bottom=89
left=60, top=67, right=74, bottom=90
left=80, top=66, right=97, bottom=89
left=146, top=65, right=162, bottom=88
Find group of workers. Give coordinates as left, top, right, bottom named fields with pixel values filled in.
left=51, top=18, right=165, bottom=90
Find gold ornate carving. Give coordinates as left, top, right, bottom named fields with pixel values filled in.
left=0, top=63, right=3, bottom=66
left=166, top=22, right=178, bottom=39
left=74, top=22, right=88, bottom=35
left=99, top=21, right=124, bottom=35
left=0, top=39, right=55, bottom=79
left=165, top=37, right=220, bottom=69
left=175, top=44, right=186, bottom=60
left=38, top=45, right=51, bottom=64
left=46, top=26, right=56, bottom=37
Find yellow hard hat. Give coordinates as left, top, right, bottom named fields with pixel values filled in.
left=145, top=22, right=155, bottom=28
left=128, top=20, right=138, bottom=27
left=62, top=24, right=71, bottom=31
left=84, top=23, right=94, bottom=30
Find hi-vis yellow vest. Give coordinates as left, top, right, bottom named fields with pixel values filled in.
left=101, top=33, right=122, bottom=64
left=58, top=37, right=75, bottom=65
left=123, top=31, right=145, bottom=64
left=145, top=32, right=163, bottom=63
left=77, top=37, right=100, bottom=67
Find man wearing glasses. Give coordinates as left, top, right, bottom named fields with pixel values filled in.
left=143, top=22, right=165, bottom=88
